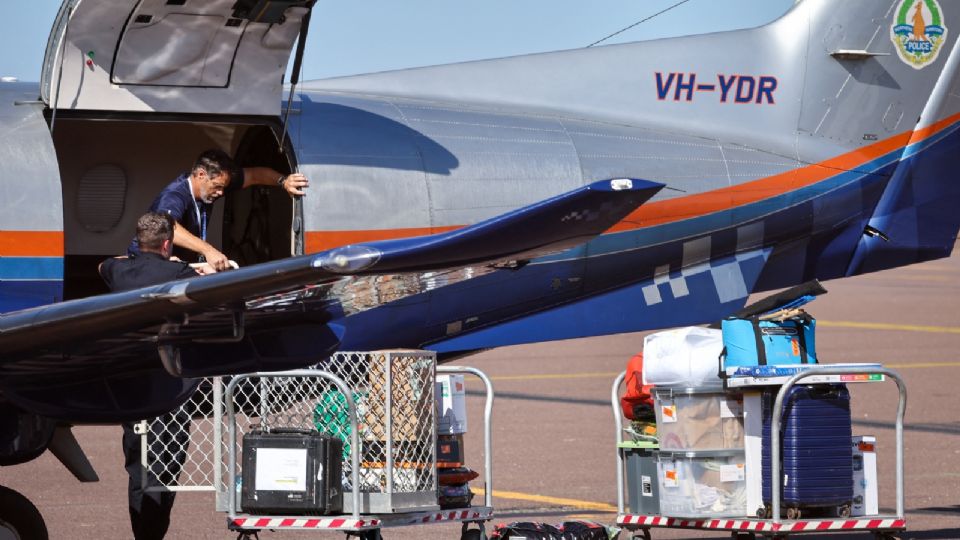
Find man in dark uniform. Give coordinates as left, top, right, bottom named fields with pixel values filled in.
left=129, top=148, right=309, bottom=271
left=102, top=212, right=210, bottom=540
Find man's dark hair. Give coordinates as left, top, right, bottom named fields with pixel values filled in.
left=136, top=212, right=175, bottom=252
left=193, top=148, right=241, bottom=185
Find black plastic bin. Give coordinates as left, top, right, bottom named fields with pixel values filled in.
left=241, top=428, right=343, bottom=515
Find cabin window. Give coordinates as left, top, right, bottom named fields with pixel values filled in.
left=76, top=164, right=128, bottom=233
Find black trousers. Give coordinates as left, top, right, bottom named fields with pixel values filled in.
left=122, top=409, right=191, bottom=540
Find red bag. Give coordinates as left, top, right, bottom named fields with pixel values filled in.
left=620, top=353, right=654, bottom=420
left=438, top=466, right=480, bottom=486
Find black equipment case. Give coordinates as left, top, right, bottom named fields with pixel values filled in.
left=761, top=384, right=853, bottom=518
left=241, top=428, right=343, bottom=515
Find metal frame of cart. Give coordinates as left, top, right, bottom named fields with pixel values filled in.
left=224, top=364, right=495, bottom=539
left=612, top=366, right=908, bottom=540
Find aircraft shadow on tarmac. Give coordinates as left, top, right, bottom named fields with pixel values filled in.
left=882, top=528, right=960, bottom=540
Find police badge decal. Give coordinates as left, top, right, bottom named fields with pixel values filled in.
left=891, top=0, right=948, bottom=69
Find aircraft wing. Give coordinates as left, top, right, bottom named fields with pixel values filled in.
left=0, top=177, right=662, bottom=365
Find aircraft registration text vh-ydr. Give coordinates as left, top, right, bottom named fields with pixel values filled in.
left=2, top=0, right=959, bottom=536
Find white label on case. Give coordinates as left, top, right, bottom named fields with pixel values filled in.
left=255, top=448, right=307, bottom=491
left=641, top=475, right=653, bottom=496
left=720, top=463, right=745, bottom=482
left=661, top=404, right=678, bottom=423
left=663, top=468, right=680, bottom=487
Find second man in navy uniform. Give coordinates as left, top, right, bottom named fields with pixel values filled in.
left=129, top=148, right=308, bottom=271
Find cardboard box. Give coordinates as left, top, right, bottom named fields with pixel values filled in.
left=743, top=391, right=764, bottom=517
left=365, top=352, right=434, bottom=441
left=436, top=374, right=468, bottom=434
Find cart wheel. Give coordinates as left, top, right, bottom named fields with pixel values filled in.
left=731, top=533, right=756, bottom=540
left=461, top=521, right=487, bottom=540
left=347, top=530, right=382, bottom=540
left=756, top=505, right=769, bottom=519
left=873, top=533, right=901, bottom=540
left=837, top=504, right=851, bottom=518
left=461, top=529, right=483, bottom=540
left=786, top=507, right=801, bottom=520
left=634, top=528, right=652, bottom=540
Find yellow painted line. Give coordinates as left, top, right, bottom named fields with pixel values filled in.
left=819, top=320, right=960, bottom=334
left=472, top=487, right=617, bottom=512
left=567, top=513, right=611, bottom=519
left=884, top=361, right=960, bottom=369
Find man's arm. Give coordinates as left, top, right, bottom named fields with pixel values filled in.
left=172, top=221, right=230, bottom=271
left=241, top=166, right=309, bottom=196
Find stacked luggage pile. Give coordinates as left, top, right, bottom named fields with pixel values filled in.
left=622, top=326, right=748, bottom=519
left=623, top=282, right=873, bottom=522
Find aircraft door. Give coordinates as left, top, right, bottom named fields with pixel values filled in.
left=0, top=83, right=64, bottom=312
left=41, top=0, right=312, bottom=115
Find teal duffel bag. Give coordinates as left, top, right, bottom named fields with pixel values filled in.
left=721, top=312, right=817, bottom=367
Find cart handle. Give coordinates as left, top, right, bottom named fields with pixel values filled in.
left=224, top=370, right=362, bottom=522
left=438, top=365, right=495, bottom=509
left=611, top=371, right=627, bottom=514
left=769, top=367, right=907, bottom=525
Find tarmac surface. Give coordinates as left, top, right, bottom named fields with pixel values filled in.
left=4, top=246, right=960, bottom=539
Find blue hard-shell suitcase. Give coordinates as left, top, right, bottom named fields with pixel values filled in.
left=760, top=384, right=853, bottom=519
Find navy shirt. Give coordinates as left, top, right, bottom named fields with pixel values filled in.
left=100, top=251, right=198, bottom=293
left=128, top=170, right=244, bottom=257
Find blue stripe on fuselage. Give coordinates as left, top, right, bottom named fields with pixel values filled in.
left=0, top=280, right=63, bottom=313
left=0, top=258, right=64, bottom=313
left=0, top=257, right=64, bottom=280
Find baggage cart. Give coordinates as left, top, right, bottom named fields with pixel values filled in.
left=612, top=366, right=907, bottom=539
left=139, top=351, right=494, bottom=539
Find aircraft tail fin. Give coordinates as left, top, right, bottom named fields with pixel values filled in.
left=845, top=0, right=960, bottom=275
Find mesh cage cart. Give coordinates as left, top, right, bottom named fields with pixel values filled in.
left=611, top=367, right=908, bottom=540
left=141, top=351, right=494, bottom=539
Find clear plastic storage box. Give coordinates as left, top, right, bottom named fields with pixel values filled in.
left=656, top=449, right=747, bottom=517
left=653, top=387, right=744, bottom=451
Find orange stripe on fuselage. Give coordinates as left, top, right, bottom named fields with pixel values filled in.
left=611, top=112, right=960, bottom=231
left=305, top=113, right=960, bottom=252
left=0, top=231, right=64, bottom=257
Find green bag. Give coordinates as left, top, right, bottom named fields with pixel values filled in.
left=313, top=390, right=364, bottom=460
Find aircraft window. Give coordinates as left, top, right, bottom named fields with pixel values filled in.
left=76, top=164, right=127, bottom=233
left=134, top=15, right=153, bottom=24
